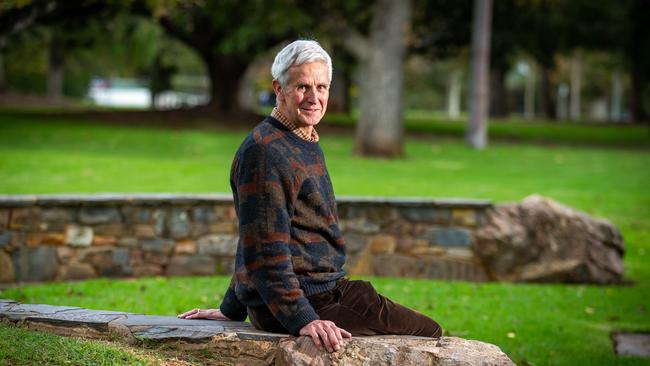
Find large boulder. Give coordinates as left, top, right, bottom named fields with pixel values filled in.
left=474, top=195, right=624, bottom=284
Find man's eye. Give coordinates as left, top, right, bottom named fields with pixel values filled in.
left=297, top=85, right=307, bottom=91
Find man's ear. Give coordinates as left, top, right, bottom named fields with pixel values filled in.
left=272, top=80, right=284, bottom=103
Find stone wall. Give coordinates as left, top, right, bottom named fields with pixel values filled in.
left=0, top=194, right=492, bottom=284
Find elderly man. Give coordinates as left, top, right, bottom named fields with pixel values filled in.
left=179, top=40, right=442, bottom=353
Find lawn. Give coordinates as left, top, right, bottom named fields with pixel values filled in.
left=1, top=111, right=649, bottom=365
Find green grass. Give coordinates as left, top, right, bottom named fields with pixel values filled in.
left=0, top=322, right=162, bottom=365
left=323, top=110, right=650, bottom=148
left=1, top=111, right=649, bottom=365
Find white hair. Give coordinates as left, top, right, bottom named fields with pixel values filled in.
left=271, top=40, right=333, bottom=87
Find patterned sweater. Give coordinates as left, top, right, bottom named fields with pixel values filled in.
left=219, top=116, right=346, bottom=335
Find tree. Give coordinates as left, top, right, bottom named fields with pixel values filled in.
left=467, top=0, right=492, bottom=149
left=132, top=0, right=311, bottom=115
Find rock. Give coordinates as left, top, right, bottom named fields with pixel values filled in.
left=9, top=208, right=41, bottom=230
left=197, top=234, right=238, bottom=256
left=79, top=207, right=121, bottom=224
left=12, top=247, right=58, bottom=281
left=276, top=335, right=515, bottom=366
left=174, top=240, right=197, bottom=255
left=398, top=207, right=451, bottom=224
left=65, top=225, right=94, bottom=247
left=420, top=227, right=473, bottom=247
left=0, top=231, right=10, bottom=247
left=168, top=208, right=191, bottom=239
left=474, top=195, right=625, bottom=284
left=58, top=262, right=96, bottom=280
left=165, top=255, right=217, bottom=276
left=0, top=209, right=9, bottom=228
left=0, top=250, right=15, bottom=282
left=369, top=235, right=397, bottom=254
left=452, top=208, right=478, bottom=226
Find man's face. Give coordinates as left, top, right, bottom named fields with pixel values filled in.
left=274, top=61, right=330, bottom=128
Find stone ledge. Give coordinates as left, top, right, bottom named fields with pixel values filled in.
left=0, top=299, right=514, bottom=365
left=0, top=193, right=492, bottom=209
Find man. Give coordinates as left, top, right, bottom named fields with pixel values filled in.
left=179, top=40, right=442, bottom=353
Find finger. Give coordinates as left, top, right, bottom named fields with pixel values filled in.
left=340, top=328, right=352, bottom=338
left=308, top=329, right=322, bottom=350
left=324, top=326, right=340, bottom=351
left=318, top=329, right=334, bottom=352
left=178, top=309, right=198, bottom=318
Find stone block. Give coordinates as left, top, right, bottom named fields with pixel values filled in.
left=57, top=262, right=97, bottom=280
left=133, top=224, right=156, bottom=238
left=452, top=208, right=478, bottom=226
left=26, top=233, right=65, bottom=247
left=65, top=225, right=94, bottom=247
left=79, top=207, right=121, bottom=224
left=0, top=209, right=9, bottom=228
left=174, top=240, right=197, bottom=255
left=168, top=209, right=190, bottom=239
left=165, top=255, right=217, bottom=276
left=130, top=249, right=169, bottom=267
left=112, top=248, right=130, bottom=267
left=93, top=235, right=117, bottom=246
left=421, top=257, right=489, bottom=281
left=79, top=247, right=114, bottom=271
left=132, top=264, right=163, bottom=277
left=373, top=255, right=422, bottom=278
left=446, top=247, right=475, bottom=260
left=191, top=223, right=210, bottom=237
left=215, top=256, right=235, bottom=274
left=420, top=227, right=473, bottom=247
left=25, top=233, right=43, bottom=247
left=9, top=207, right=41, bottom=230
left=94, top=224, right=125, bottom=236
left=0, top=231, right=10, bottom=247
left=369, top=235, right=396, bottom=254
left=209, top=222, right=236, bottom=234
left=191, top=206, right=217, bottom=223
left=121, top=206, right=152, bottom=224
left=411, top=246, right=446, bottom=256
left=10, top=232, right=25, bottom=248
left=343, top=233, right=367, bottom=254
left=12, top=246, right=58, bottom=282
left=41, top=208, right=75, bottom=223
left=198, top=234, right=238, bottom=256
left=395, top=237, right=416, bottom=253
left=152, top=209, right=167, bottom=236
left=57, top=246, right=75, bottom=262
left=340, top=218, right=380, bottom=234
left=117, top=237, right=138, bottom=247
left=399, top=207, right=451, bottom=224
left=0, top=250, right=15, bottom=282
left=141, top=239, right=174, bottom=254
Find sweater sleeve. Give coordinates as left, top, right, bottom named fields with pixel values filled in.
left=219, top=279, right=248, bottom=321
left=234, top=143, right=320, bottom=335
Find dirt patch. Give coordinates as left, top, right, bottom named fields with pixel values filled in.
left=612, top=331, right=650, bottom=357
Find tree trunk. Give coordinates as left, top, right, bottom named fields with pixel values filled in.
left=447, top=68, right=462, bottom=119
left=489, top=65, right=508, bottom=117
left=540, top=66, right=556, bottom=120
left=467, top=0, right=493, bottom=149
left=204, top=52, right=247, bottom=114
left=354, top=0, right=411, bottom=158
left=569, top=51, right=582, bottom=121
left=47, top=35, right=64, bottom=100
left=524, top=61, right=536, bottom=120
left=0, top=49, right=6, bottom=93
left=630, top=61, right=648, bottom=123
left=328, top=69, right=350, bottom=114
left=610, top=69, right=623, bottom=122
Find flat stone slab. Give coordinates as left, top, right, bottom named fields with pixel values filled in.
left=0, top=299, right=514, bottom=365
left=613, top=332, right=650, bottom=357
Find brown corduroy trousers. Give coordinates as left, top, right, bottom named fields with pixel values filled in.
left=247, top=278, right=443, bottom=337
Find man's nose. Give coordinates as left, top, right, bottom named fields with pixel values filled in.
left=304, top=87, right=317, bottom=101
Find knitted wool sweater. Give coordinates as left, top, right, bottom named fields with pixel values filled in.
left=219, top=116, right=346, bottom=335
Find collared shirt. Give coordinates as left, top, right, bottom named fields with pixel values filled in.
left=271, top=107, right=320, bottom=143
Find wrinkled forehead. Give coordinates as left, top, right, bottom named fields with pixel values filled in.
left=286, top=61, right=330, bottom=84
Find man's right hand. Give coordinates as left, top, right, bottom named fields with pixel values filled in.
left=299, top=319, right=352, bottom=352
left=177, top=308, right=231, bottom=321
